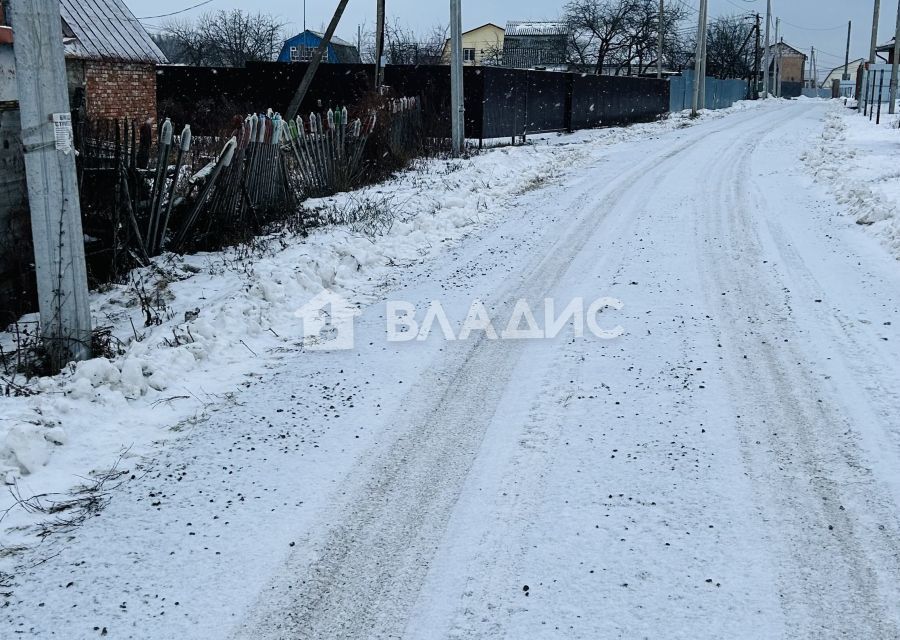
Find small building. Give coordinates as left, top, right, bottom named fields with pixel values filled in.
left=60, top=0, right=167, bottom=121
left=763, top=42, right=807, bottom=86
left=502, top=21, right=569, bottom=70
left=0, top=0, right=165, bottom=323
left=278, top=31, right=361, bottom=64
left=820, top=58, right=865, bottom=88
left=441, top=23, right=505, bottom=66
left=876, top=38, right=898, bottom=64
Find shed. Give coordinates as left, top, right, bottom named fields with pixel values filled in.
left=277, top=30, right=361, bottom=64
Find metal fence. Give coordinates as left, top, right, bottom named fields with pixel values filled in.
left=158, top=63, right=671, bottom=143
left=669, top=70, right=749, bottom=112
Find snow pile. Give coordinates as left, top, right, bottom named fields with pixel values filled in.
left=0, top=99, right=776, bottom=525
left=802, top=102, right=900, bottom=253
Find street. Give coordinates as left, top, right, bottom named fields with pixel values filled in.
left=6, top=101, right=900, bottom=639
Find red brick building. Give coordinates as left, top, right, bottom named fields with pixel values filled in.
left=59, top=0, right=167, bottom=122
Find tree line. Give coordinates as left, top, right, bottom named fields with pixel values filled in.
left=153, top=2, right=759, bottom=80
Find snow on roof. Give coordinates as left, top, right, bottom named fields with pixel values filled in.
left=307, top=31, right=356, bottom=49
left=60, top=0, right=167, bottom=63
left=505, top=21, right=568, bottom=37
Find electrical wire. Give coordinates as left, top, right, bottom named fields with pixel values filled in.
left=136, top=0, right=215, bottom=21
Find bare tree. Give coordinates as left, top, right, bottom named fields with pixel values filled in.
left=361, top=20, right=448, bottom=65
left=563, top=0, right=689, bottom=75
left=703, top=15, right=756, bottom=79
left=158, top=10, right=285, bottom=67
left=564, top=0, right=639, bottom=74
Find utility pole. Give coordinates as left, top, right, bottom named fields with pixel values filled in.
left=754, top=13, right=762, bottom=99
left=450, top=0, right=464, bottom=155
left=699, top=0, right=708, bottom=108
left=657, top=0, right=664, bottom=79
left=691, top=0, right=708, bottom=115
left=9, top=0, right=92, bottom=367
left=774, top=19, right=781, bottom=97
left=871, top=0, right=882, bottom=63
left=810, top=46, right=815, bottom=88
left=763, top=0, right=772, bottom=97
left=286, top=0, right=350, bottom=121
left=844, top=21, right=852, bottom=79
left=890, top=0, right=900, bottom=114
left=375, top=0, right=386, bottom=89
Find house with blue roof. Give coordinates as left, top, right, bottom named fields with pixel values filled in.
left=277, top=30, right=361, bottom=64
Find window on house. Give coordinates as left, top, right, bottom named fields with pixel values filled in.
left=291, top=45, right=328, bottom=63
left=463, top=48, right=476, bottom=62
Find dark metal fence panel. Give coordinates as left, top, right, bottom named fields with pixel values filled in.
left=571, top=74, right=668, bottom=129
left=781, top=81, right=803, bottom=99
left=481, top=67, right=525, bottom=139
left=383, top=66, right=485, bottom=139
left=157, top=63, right=670, bottom=141
left=524, top=70, right=568, bottom=133
left=157, top=63, right=375, bottom=133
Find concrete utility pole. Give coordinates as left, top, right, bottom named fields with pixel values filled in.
left=754, top=13, right=762, bottom=99
left=286, top=0, right=351, bottom=121
left=871, top=0, right=882, bottom=63
left=699, top=0, right=708, bottom=108
left=657, top=0, right=664, bottom=79
left=450, top=0, right=464, bottom=155
left=10, top=0, right=92, bottom=367
left=375, top=0, right=386, bottom=89
left=844, top=21, right=852, bottom=79
left=774, top=19, right=781, bottom=97
left=691, top=0, right=708, bottom=115
left=763, top=0, right=772, bottom=97
left=890, top=0, right=900, bottom=114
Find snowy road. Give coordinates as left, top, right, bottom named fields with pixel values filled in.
left=8, top=101, right=900, bottom=639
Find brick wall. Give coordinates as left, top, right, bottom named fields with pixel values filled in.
left=84, top=60, right=157, bottom=122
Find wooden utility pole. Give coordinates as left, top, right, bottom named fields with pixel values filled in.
left=10, top=0, right=92, bottom=368
left=285, top=0, right=351, bottom=121
left=375, top=0, right=386, bottom=89
left=844, top=21, right=852, bottom=79
left=450, top=0, right=464, bottom=155
left=657, top=0, right=664, bottom=79
left=890, top=0, right=900, bottom=114
left=763, top=0, right=772, bottom=97
left=871, top=0, right=882, bottom=63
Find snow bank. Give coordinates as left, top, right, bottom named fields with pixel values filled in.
left=802, top=102, right=900, bottom=253
left=0, top=99, right=779, bottom=527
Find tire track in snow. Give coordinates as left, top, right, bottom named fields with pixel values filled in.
left=699, top=103, right=900, bottom=638
left=230, top=112, right=785, bottom=640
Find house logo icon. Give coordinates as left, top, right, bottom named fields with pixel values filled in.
left=295, top=289, right=359, bottom=350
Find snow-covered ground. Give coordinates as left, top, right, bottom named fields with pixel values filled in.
left=802, top=99, right=900, bottom=254
left=6, top=98, right=900, bottom=639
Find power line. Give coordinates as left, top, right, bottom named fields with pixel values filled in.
left=137, top=0, right=215, bottom=21
left=779, top=19, right=848, bottom=32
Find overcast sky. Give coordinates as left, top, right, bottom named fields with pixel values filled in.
left=134, top=0, right=895, bottom=76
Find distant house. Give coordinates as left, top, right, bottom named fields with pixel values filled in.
left=502, top=21, right=569, bottom=70
left=278, top=31, right=361, bottom=64
left=876, top=38, right=898, bottom=64
left=762, top=42, right=807, bottom=86
left=60, top=0, right=167, bottom=121
left=441, top=23, right=505, bottom=66
left=820, top=58, right=865, bottom=88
